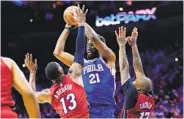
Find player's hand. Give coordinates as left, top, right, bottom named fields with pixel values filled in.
left=75, top=4, right=88, bottom=26
left=128, top=27, right=138, bottom=46
left=24, top=53, right=38, bottom=73
left=115, top=26, right=127, bottom=46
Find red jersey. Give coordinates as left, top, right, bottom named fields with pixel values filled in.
left=0, top=58, right=15, bottom=106
left=50, top=74, right=89, bottom=118
left=127, top=93, right=155, bottom=118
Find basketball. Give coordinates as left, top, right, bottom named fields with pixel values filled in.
left=63, top=6, right=79, bottom=26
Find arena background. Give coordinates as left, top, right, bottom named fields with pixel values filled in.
left=1, top=1, right=183, bottom=118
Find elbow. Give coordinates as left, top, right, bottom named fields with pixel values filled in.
left=53, top=51, right=66, bottom=62
left=53, top=46, right=64, bottom=57
left=53, top=51, right=63, bottom=58
left=53, top=50, right=60, bottom=56
left=53, top=52, right=58, bottom=57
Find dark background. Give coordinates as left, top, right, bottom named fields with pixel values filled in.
left=1, top=1, right=183, bottom=118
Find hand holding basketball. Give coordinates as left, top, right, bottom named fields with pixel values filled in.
left=75, top=4, right=88, bottom=26
left=63, top=5, right=88, bottom=26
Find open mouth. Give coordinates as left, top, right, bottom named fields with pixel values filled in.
left=87, top=50, right=93, bottom=55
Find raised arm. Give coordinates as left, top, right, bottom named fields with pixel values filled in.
left=128, top=27, right=145, bottom=77
left=7, top=58, right=40, bottom=118
left=24, top=53, right=51, bottom=104
left=84, top=23, right=116, bottom=66
left=68, top=5, right=87, bottom=81
left=53, top=24, right=74, bottom=67
left=115, top=26, right=130, bottom=85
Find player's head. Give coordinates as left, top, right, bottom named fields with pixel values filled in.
left=86, top=34, right=106, bottom=60
left=45, top=62, right=65, bottom=83
left=133, top=76, right=153, bottom=94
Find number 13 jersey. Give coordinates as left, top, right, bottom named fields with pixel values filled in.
left=82, top=57, right=116, bottom=107
left=50, top=74, right=89, bottom=118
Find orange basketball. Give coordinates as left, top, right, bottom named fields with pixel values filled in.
left=63, top=6, right=79, bottom=26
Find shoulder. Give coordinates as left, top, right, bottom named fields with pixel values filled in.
left=121, top=78, right=137, bottom=95
left=1, top=57, right=15, bottom=70
left=100, top=57, right=116, bottom=69
left=2, top=57, right=15, bottom=63
left=2, top=57, right=11, bottom=64
left=122, top=78, right=133, bottom=88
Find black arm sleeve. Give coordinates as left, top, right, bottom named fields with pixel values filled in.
left=74, top=26, right=85, bottom=66
left=120, top=78, right=138, bottom=110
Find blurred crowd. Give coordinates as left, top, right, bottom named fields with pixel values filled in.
left=13, top=46, right=183, bottom=118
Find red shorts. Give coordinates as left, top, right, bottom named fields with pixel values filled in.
left=1, top=106, right=18, bottom=118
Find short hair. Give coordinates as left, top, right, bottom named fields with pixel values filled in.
left=98, top=34, right=106, bottom=44
left=135, top=77, right=153, bottom=94
left=45, top=62, right=61, bottom=81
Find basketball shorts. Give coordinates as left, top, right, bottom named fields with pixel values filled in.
left=89, top=106, right=115, bottom=118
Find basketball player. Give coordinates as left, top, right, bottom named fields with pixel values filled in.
left=0, top=57, right=40, bottom=118
left=115, top=26, right=155, bottom=118
left=24, top=7, right=89, bottom=118
left=54, top=5, right=116, bottom=118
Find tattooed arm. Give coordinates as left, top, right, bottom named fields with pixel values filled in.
left=128, top=27, right=145, bottom=77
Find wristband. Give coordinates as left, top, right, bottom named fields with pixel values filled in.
left=65, top=25, right=77, bottom=31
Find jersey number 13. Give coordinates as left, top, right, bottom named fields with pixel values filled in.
left=60, top=93, right=77, bottom=114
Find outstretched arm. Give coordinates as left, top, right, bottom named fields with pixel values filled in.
left=6, top=57, right=41, bottom=118
left=128, top=27, right=145, bottom=77
left=24, top=53, right=51, bottom=104
left=84, top=23, right=116, bottom=67
left=53, top=24, right=74, bottom=67
left=34, top=89, right=51, bottom=103
left=115, top=26, right=130, bottom=85
left=69, top=5, right=87, bottom=81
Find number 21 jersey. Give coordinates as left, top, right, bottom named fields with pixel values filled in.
left=50, top=75, right=89, bottom=118
left=82, top=57, right=116, bottom=107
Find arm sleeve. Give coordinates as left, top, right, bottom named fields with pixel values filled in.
left=74, top=26, right=85, bottom=66
left=120, top=78, right=138, bottom=110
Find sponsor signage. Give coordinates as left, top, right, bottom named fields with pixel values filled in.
left=96, top=7, right=157, bottom=27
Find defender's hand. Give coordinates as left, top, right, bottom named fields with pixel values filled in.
left=24, top=53, right=38, bottom=73
left=115, top=26, right=127, bottom=46
left=75, top=4, right=88, bottom=26
left=128, top=27, right=138, bottom=46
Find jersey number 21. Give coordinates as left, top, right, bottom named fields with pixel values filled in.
left=89, top=73, right=100, bottom=84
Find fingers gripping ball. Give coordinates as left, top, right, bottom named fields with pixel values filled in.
left=63, top=6, right=80, bottom=26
